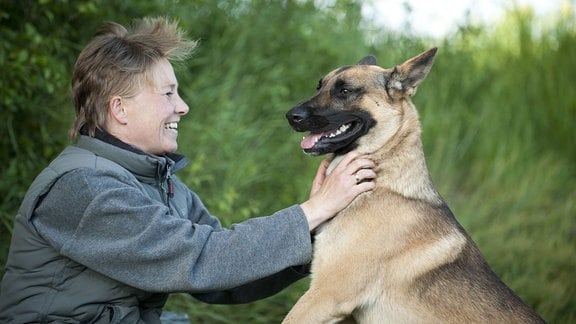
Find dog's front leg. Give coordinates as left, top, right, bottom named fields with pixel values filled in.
left=282, top=287, right=357, bottom=324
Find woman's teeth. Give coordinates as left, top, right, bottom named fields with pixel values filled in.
left=165, top=122, right=178, bottom=130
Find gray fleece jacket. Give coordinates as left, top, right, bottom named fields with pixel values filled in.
left=0, top=132, right=312, bottom=323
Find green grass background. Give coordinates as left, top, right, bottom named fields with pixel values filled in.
left=1, top=1, right=574, bottom=322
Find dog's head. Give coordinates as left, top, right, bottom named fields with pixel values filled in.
left=286, top=47, right=437, bottom=156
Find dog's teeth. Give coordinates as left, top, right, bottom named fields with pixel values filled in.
left=316, top=123, right=353, bottom=142
left=331, top=123, right=351, bottom=137
left=339, top=124, right=350, bottom=133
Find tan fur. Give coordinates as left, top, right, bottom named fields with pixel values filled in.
left=283, top=48, right=545, bottom=323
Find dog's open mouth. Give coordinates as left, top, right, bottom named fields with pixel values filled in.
left=287, top=105, right=376, bottom=155
left=299, top=116, right=374, bottom=155
left=301, top=122, right=356, bottom=152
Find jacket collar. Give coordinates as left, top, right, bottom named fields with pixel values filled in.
left=75, top=130, right=188, bottom=181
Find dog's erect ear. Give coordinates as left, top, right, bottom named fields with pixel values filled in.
left=358, top=55, right=377, bottom=66
left=387, top=47, right=437, bottom=98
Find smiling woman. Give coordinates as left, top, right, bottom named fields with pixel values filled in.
left=107, top=59, right=189, bottom=155
left=68, top=18, right=196, bottom=141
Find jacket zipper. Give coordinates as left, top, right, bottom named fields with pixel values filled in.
left=159, top=163, right=174, bottom=214
left=166, top=173, right=174, bottom=198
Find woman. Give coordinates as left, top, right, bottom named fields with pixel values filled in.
left=0, top=17, right=375, bottom=323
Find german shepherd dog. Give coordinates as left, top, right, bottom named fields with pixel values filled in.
left=283, top=48, right=545, bottom=323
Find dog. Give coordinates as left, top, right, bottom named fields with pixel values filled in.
left=283, top=48, right=545, bottom=323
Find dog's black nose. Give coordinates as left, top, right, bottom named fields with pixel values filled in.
left=286, top=107, right=308, bottom=124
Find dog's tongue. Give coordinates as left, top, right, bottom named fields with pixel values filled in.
left=300, top=133, right=323, bottom=149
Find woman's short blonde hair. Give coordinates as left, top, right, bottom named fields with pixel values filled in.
left=69, top=17, right=197, bottom=139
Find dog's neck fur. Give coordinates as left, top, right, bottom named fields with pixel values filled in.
left=328, top=104, right=443, bottom=205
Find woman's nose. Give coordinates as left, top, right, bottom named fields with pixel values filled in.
left=176, top=96, right=190, bottom=115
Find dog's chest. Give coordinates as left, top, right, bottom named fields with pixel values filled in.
left=312, top=203, right=367, bottom=260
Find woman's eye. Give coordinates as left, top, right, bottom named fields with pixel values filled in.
left=165, top=92, right=174, bottom=97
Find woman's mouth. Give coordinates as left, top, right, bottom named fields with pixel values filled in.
left=164, top=122, right=178, bottom=130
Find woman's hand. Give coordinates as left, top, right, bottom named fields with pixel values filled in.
left=300, top=152, right=376, bottom=231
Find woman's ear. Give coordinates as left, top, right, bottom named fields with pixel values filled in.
left=109, top=96, right=128, bottom=125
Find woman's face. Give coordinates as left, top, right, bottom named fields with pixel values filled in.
left=120, top=59, right=189, bottom=155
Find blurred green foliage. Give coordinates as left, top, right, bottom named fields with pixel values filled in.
left=1, top=0, right=574, bottom=322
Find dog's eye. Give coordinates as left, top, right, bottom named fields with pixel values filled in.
left=340, top=88, right=351, bottom=95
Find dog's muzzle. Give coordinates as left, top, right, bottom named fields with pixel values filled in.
left=286, top=104, right=376, bottom=155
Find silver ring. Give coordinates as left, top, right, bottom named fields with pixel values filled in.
left=355, top=172, right=360, bottom=184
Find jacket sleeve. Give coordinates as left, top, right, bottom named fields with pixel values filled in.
left=192, top=264, right=310, bottom=304
left=32, top=168, right=313, bottom=294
